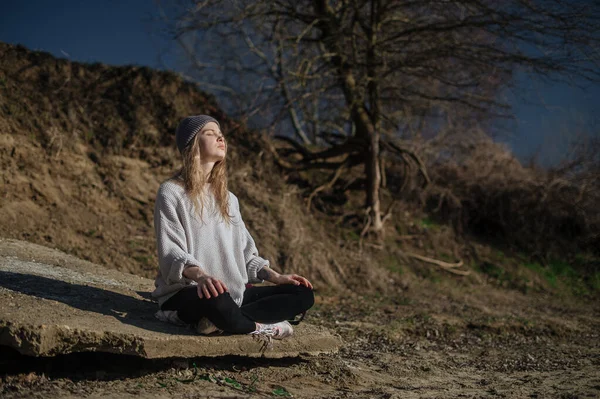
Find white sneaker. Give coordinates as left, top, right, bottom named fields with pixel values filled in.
left=251, top=321, right=294, bottom=340
left=250, top=321, right=294, bottom=352
left=196, top=317, right=222, bottom=335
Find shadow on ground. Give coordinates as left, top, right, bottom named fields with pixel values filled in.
left=0, top=346, right=306, bottom=381
left=0, top=270, right=183, bottom=335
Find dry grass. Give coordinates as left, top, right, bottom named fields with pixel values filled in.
left=417, top=138, right=599, bottom=262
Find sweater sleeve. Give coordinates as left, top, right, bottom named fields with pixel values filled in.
left=232, top=194, right=270, bottom=283
left=154, top=186, right=202, bottom=286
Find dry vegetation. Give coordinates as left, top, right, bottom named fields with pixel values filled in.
left=0, top=41, right=598, bottom=299
left=422, top=139, right=599, bottom=260
left=0, top=42, right=380, bottom=295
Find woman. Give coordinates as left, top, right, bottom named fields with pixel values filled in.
left=152, top=115, right=314, bottom=339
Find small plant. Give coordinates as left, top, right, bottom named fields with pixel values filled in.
left=548, top=259, right=576, bottom=279
left=127, top=240, right=136, bottom=249
left=383, top=254, right=403, bottom=274
left=415, top=265, right=442, bottom=283
left=494, top=250, right=506, bottom=263
left=419, top=217, right=439, bottom=230
left=133, top=255, right=152, bottom=265
left=224, top=377, right=243, bottom=390
left=477, top=262, right=530, bottom=291
left=397, top=297, right=412, bottom=306
left=479, top=262, right=507, bottom=281
left=344, top=230, right=360, bottom=242
left=525, top=260, right=564, bottom=287
left=523, top=258, right=599, bottom=296
left=247, top=374, right=259, bottom=393
left=174, top=362, right=200, bottom=384
left=273, top=385, right=293, bottom=397
left=186, top=366, right=261, bottom=394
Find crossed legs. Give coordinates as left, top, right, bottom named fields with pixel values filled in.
left=161, top=284, right=314, bottom=334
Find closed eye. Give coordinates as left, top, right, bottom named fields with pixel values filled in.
left=203, top=129, right=223, bottom=138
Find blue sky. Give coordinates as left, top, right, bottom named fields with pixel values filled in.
left=1, top=0, right=167, bottom=67
left=1, top=0, right=598, bottom=167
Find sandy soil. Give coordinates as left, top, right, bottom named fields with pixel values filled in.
left=1, top=280, right=598, bottom=399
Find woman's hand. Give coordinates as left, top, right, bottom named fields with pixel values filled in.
left=257, top=267, right=313, bottom=289
left=270, top=273, right=313, bottom=289
left=182, top=266, right=228, bottom=299
left=196, top=275, right=228, bottom=299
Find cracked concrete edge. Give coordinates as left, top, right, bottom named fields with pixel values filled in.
left=0, top=321, right=343, bottom=359
left=0, top=321, right=145, bottom=357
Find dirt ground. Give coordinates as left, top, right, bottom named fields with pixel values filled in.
left=1, top=278, right=598, bottom=399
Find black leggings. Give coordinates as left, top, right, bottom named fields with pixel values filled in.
left=161, top=284, right=314, bottom=334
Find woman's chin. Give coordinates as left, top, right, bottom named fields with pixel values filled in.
left=203, top=152, right=225, bottom=163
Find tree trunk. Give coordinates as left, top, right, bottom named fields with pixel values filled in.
left=366, top=0, right=383, bottom=238
left=313, top=0, right=384, bottom=238
left=353, top=105, right=383, bottom=239
left=366, top=128, right=383, bottom=237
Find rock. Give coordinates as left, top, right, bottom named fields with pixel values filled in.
left=0, top=238, right=342, bottom=359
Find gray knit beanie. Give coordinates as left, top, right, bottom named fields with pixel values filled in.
left=175, top=115, right=220, bottom=153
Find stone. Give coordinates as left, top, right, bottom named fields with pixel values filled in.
left=0, top=238, right=342, bottom=359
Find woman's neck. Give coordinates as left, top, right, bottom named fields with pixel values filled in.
left=201, top=162, right=216, bottom=178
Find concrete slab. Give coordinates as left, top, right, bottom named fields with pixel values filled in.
left=0, top=238, right=342, bottom=359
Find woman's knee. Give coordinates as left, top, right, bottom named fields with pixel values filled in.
left=204, top=292, right=243, bottom=320
left=204, top=293, right=256, bottom=333
left=296, top=285, right=315, bottom=310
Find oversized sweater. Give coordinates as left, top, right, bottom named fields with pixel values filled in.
left=151, top=179, right=269, bottom=308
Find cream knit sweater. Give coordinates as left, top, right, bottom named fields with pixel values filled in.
left=151, top=179, right=269, bottom=307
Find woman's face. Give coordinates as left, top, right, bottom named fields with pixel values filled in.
left=197, top=122, right=226, bottom=162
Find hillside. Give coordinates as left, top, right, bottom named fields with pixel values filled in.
left=0, top=41, right=382, bottom=294
left=1, top=41, right=598, bottom=299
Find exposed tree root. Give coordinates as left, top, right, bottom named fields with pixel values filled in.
left=405, top=252, right=470, bottom=276
left=307, top=157, right=350, bottom=210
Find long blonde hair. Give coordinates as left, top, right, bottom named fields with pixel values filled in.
left=174, top=133, right=231, bottom=224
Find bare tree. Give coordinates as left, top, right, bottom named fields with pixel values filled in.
left=158, top=0, right=600, bottom=238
